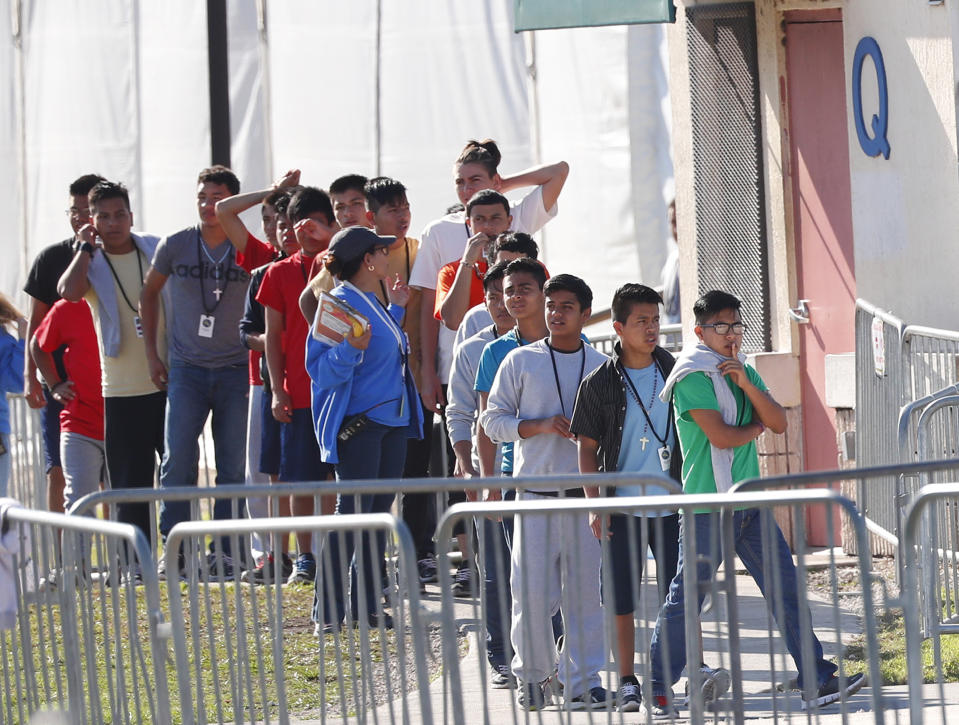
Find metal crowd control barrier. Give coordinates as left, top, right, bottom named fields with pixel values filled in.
left=903, top=483, right=959, bottom=725
left=591, top=323, right=683, bottom=356
left=902, top=325, right=959, bottom=403
left=163, top=514, right=432, bottom=725
left=0, top=506, right=170, bottom=724
left=855, top=300, right=906, bottom=557
left=5, top=393, right=46, bottom=510
left=435, top=488, right=882, bottom=724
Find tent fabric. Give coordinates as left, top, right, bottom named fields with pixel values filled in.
left=1, top=0, right=672, bottom=318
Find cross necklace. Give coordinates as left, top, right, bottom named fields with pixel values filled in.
left=619, top=362, right=667, bottom=451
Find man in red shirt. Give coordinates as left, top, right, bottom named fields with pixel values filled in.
left=31, top=299, right=105, bottom=515
left=257, top=187, right=340, bottom=583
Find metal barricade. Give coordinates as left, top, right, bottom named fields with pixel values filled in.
left=902, top=326, right=959, bottom=403
left=855, top=300, right=906, bottom=557
left=5, top=393, right=46, bottom=510
left=903, top=483, right=959, bottom=724
left=162, top=514, right=432, bottom=725
left=591, top=323, right=684, bottom=357
left=0, top=506, right=170, bottom=724
left=434, top=488, right=882, bottom=724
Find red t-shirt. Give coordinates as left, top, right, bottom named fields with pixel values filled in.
left=256, top=251, right=315, bottom=409
left=34, top=300, right=104, bottom=440
left=434, top=260, right=488, bottom=320
left=236, top=233, right=277, bottom=273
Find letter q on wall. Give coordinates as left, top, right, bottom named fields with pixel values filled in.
left=852, top=36, right=891, bottom=159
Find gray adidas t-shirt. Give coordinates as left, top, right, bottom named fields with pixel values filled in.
left=152, top=226, right=250, bottom=368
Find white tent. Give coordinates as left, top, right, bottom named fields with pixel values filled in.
left=1, top=0, right=673, bottom=315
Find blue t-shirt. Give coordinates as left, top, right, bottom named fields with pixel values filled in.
left=474, top=330, right=523, bottom=472
left=616, top=363, right=675, bottom=515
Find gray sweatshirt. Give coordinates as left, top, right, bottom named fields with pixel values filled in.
left=446, top=325, right=498, bottom=471
left=481, top=339, right=607, bottom=485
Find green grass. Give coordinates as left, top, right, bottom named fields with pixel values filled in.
left=843, top=609, right=959, bottom=685
left=1, top=580, right=421, bottom=724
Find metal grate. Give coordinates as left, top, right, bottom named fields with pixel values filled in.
left=686, top=3, right=770, bottom=352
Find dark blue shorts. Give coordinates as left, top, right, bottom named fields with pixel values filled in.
left=602, top=512, right=681, bottom=616
left=279, top=408, right=333, bottom=483
left=41, top=387, right=63, bottom=472
left=258, top=388, right=282, bottom=477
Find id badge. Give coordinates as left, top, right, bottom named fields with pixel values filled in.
left=198, top=314, right=215, bottom=338
left=133, top=315, right=144, bottom=339
left=658, top=446, right=672, bottom=472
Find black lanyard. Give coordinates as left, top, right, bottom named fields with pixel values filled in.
left=197, top=234, right=233, bottom=314
left=547, top=342, right=586, bottom=418
left=617, top=360, right=671, bottom=445
left=102, top=246, right=145, bottom=314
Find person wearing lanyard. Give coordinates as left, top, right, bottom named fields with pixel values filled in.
left=306, top=226, right=423, bottom=633
left=256, top=187, right=340, bottom=585
left=58, top=181, right=167, bottom=554
left=571, top=283, right=731, bottom=712
left=480, top=274, right=611, bottom=711
left=140, top=166, right=251, bottom=581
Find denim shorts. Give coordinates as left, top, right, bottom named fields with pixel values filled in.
left=258, top=386, right=282, bottom=476
left=279, top=408, right=333, bottom=483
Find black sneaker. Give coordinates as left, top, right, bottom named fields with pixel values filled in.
left=287, top=553, right=316, bottom=584
left=566, top=686, right=612, bottom=711
left=356, top=612, right=394, bottom=630
left=489, top=663, right=515, bottom=689
left=417, top=556, right=438, bottom=583
left=801, top=672, right=866, bottom=710
left=204, top=552, right=236, bottom=581
left=451, top=565, right=475, bottom=597
left=618, top=681, right=641, bottom=712
left=242, top=553, right=293, bottom=584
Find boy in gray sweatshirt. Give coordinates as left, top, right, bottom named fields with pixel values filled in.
left=481, top=274, right=610, bottom=711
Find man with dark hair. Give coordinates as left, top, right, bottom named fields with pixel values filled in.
left=139, top=165, right=253, bottom=580
left=436, top=190, right=512, bottom=331
left=23, top=173, right=104, bottom=516
left=570, top=283, right=729, bottom=712
left=445, top=260, right=516, bottom=686
left=329, top=174, right=372, bottom=229
left=256, top=186, right=339, bottom=583
left=646, top=289, right=863, bottom=716
left=58, top=181, right=165, bottom=550
left=481, top=273, right=610, bottom=711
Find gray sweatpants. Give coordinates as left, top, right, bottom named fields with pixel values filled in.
left=61, top=432, right=108, bottom=512
left=510, top=491, right=604, bottom=699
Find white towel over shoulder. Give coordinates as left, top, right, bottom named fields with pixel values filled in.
left=660, top=343, right=745, bottom=493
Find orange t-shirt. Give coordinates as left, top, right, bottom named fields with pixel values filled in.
left=434, top=260, right=489, bottom=321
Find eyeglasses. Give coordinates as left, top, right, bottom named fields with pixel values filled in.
left=700, top=322, right=746, bottom=335
left=65, top=207, right=90, bottom=218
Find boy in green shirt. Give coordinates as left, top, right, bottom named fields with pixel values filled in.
left=647, top=290, right=864, bottom=717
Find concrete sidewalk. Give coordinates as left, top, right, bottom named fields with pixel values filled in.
left=371, top=551, right=959, bottom=723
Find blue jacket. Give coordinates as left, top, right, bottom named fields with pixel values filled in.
left=0, top=330, right=25, bottom=435
left=307, top=284, right=423, bottom=464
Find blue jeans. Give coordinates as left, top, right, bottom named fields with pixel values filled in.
left=649, top=509, right=837, bottom=693
left=158, top=362, right=248, bottom=553
left=315, top=422, right=406, bottom=625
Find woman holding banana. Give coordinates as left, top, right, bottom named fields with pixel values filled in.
left=306, top=225, right=423, bottom=632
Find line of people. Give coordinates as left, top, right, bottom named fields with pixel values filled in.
left=10, top=136, right=864, bottom=716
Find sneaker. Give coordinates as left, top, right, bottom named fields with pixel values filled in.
left=490, top=663, right=515, bottom=689
left=356, top=612, right=394, bottom=630
left=618, top=681, right=642, bottom=712
left=516, top=679, right=551, bottom=711
left=683, top=663, right=731, bottom=705
left=157, top=553, right=185, bottom=582
left=451, top=565, right=475, bottom=597
left=314, top=621, right=342, bottom=636
left=287, top=553, right=316, bottom=584
left=801, top=672, right=866, bottom=710
left=567, top=686, right=612, bottom=710
left=242, top=553, right=294, bottom=584
left=417, top=556, right=438, bottom=584
left=650, top=693, right=678, bottom=719
left=204, top=552, right=236, bottom=581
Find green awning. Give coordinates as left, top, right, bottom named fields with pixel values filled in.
left=514, top=0, right=676, bottom=31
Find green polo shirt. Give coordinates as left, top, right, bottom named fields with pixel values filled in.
left=673, top=366, right=767, bottom=497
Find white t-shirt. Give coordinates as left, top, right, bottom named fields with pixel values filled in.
left=409, top=185, right=558, bottom=382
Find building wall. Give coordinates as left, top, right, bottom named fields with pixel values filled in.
left=842, top=1, right=959, bottom=329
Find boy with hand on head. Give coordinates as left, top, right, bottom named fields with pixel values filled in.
left=646, top=290, right=864, bottom=717
left=480, top=274, right=611, bottom=712
left=571, top=283, right=729, bottom=712
left=256, top=187, right=340, bottom=584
